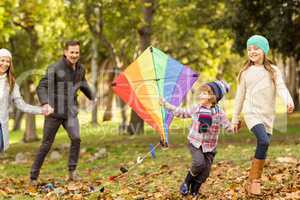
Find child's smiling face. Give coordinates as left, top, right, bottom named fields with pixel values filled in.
left=197, top=90, right=213, bottom=104
left=197, top=84, right=216, bottom=107
left=247, top=45, right=264, bottom=64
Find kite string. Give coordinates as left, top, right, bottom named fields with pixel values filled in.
left=85, top=142, right=162, bottom=196
left=103, top=142, right=162, bottom=184
left=117, top=142, right=161, bottom=178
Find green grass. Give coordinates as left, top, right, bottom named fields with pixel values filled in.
left=0, top=112, right=300, bottom=199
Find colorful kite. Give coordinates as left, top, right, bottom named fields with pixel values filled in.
left=112, top=47, right=198, bottom=145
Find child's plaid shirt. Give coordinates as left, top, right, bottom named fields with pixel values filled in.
left=171, top=104, right=233, bottom=153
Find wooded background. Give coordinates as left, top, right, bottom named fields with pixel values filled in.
left=0, top=0, right=299, bottom=142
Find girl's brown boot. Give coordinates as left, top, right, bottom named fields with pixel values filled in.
left=246, top=158, right=265, bottom=195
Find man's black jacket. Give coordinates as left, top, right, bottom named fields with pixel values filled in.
left=37, top=57, right=94, bottom=119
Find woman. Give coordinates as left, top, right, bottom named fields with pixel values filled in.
left=0, top=48, right=52, bottom=152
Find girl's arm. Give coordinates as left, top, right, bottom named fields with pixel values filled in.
left=274, top=66, right=294, bottom=109
left=11, top=84, right=43, bottom=114
left=161, top=98, right=194, bottom=118
left=232, top=73, right=246, bottom=125
left=219, top=110, right=234, bottom=133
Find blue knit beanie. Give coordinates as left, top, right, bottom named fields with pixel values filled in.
left=207, top=80, right=230, bottom=103
left=247, top=35, right=270, bottom=55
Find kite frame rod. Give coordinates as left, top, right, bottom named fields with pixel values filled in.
left=111, top=74, right=199, bottom=86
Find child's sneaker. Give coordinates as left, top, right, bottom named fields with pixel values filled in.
left=190, top=180, right=201, bottom=198
left=179, top=171, right=194, bottom=196
left=180, top=182, right=189, bottom=196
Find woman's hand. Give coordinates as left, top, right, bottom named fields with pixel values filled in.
left=287, top=103, right=294, bottom=114
left=42, top=104, right=54, bottom=116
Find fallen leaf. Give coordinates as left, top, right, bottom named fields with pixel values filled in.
left=276, top=157, right=297, bottom=164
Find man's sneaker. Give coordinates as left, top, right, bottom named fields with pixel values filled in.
left=68, top=170, right=82, bottom=181
left=29, top=179, right=38, bottom=187
left=27, top=179, right=38, bottom=193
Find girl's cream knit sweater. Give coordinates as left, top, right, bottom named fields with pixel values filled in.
left=232, top=65, right=294, bottom=134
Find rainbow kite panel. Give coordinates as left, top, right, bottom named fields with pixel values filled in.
left=112, top=47, right=198, bottom=145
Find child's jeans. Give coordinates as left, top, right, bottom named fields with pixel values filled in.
left=188, top=143, right=216, bottom=184
left=251, top=123, right=271, bottom=160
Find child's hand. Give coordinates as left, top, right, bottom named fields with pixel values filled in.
left=159, top=97, right=166, bottom=106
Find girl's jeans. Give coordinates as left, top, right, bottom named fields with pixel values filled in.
left=251, top=123, right=271, bottom=160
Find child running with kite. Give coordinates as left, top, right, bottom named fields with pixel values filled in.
left=112, top=47, right=238, bottom=197
left=160, top=80, right=239, bottom=198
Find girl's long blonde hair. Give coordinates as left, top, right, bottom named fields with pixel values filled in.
left=237, top=55, right=276, bottom=86
left=6, top=59, right=16, bottom=94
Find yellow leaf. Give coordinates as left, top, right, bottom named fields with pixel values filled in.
left=43, top=192, right=58, bottom=200
left=0, top=189, right=8, bottom=197
left=27, top=185, right=38, bottom=195
left=5, top=187, right=16, bottom=194
left=72, top=194, right=83, bottom=200
left=67, top=182, right=82, bottom=191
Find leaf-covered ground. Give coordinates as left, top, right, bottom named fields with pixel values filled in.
left=1, top=113, right=300, bottom=199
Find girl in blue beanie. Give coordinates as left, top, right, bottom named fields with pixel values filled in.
left=161, top=80, right=238, bottom=198
left=232, top=35, right=294, bottom=195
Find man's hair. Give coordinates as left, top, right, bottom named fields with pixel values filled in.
left=64, top=40, right=80, bottom=50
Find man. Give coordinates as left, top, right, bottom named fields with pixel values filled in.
left=30, top=41, right=96, bottom=184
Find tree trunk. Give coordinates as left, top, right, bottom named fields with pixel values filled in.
left=118, top=99, right=127, bottom=134
left=128, top=0, right=155, bottom=134
left=23, top=79, right=39, bottom=142
left=297, top=59, right=300, bottom=110
left=103, top=62, right=115, bottom=121
left=138, top=0, right=155, bottom=50
left=13, top=109, right=24, bottom=131
left=286, top=57, right=299, bottom=110
left=12, top=12, right=40, bottom=142
left=216, top=65, right=225, bottom=80
left=277, top=55, right=299, bottom=111
left=91, top=41, right=99, bottom=125
left=293, top=60, right=300, bottom=110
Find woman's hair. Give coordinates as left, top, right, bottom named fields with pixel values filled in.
left=6, top=59, right=16, bottom=94
left=237, top=55, right=276, bottom=86
left=199, top=84, right=217, bottom=106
